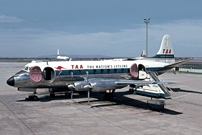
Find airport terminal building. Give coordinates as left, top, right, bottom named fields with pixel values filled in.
left=177, top=58, right=202, bottom=73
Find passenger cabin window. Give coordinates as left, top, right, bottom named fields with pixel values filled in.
left=93, top=69, right=96, bottom=74
left=69, top=70, right=72, bottom=75
left=114, top=69, right=117, bottom=73
left=77, top=70, right=81, bottom=75
left=107, top=69, right=110, bottom=74
left=86, top=70, right=89, bottom=75
left=80, top=70, right=86, bottom=75
left=101, top=69, right=104, bottom=74
left=121, top=69, right=124, bottom=73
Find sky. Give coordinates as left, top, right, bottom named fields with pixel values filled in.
left=0, top=0, right=202, bottom=58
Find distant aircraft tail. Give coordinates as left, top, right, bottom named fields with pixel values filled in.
left=57, top=49, right=70, bottom=61
left=140, top=50, right=146, bottom=57
left=57, top=49, right=60, bottom=56
left=150, top=34, right=175, bottom=63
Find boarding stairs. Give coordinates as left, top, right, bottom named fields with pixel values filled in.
left=147, top=71, right=172, bottom=99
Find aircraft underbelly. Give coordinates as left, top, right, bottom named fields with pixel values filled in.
left=14, top=73, right=128, bottom=89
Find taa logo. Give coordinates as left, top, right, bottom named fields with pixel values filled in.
left=71, top=65, right=83, bottom=69
left=163, top=49, right=171, bottom=54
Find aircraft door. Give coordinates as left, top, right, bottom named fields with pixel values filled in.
left=130, top=63, right=138, bottom=78
left=43, top=67, right=55, bottom=82
left=130, top=64, right=147, bottom=79
left=138, top=64, right=147, bottom=80
left=29, top=66, right=42, bottom=83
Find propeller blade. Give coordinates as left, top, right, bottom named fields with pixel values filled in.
left=71, top=88, right=73, bottom=99
left=88, top=89, right=90, bottom=103
left=84, top=85, right=93, bottom=103
left=68, top=84, right=75, bottom=100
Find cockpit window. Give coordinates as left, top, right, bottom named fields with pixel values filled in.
left=24, top=67, right=29, bottom=71
left=24, top=67, right=31, bottom=71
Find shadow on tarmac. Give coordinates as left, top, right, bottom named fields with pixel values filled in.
left=171, top=88, right=202, bottom=94
left=16, top=90, right=183, bottom=115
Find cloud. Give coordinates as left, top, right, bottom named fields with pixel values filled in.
left=1, top=19, right=202, bottom=57
left=0, top=15, right=24, bottom=23
left=148, top=20, right=202, bottom=56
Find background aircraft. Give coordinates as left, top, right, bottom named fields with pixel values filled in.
left=7, top=35, right=192, bottom=101
left=57, top=49, right=71, bottom=61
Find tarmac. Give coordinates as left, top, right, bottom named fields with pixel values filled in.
left=1, top=62, right=202, bottom=135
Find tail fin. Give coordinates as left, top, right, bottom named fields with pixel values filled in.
left=57, top=49, right=60, bottom=56
left=57, top=49, right=70, bottom=61
left=157, top=34, right=174, bottom=55
left=141, top=50, right=146, bottom=57
left=152, top=35, right=175, bottom=63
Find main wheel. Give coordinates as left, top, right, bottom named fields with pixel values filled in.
left=33, top=96, right=38, bottom=101
left=129, top=88, right=134, bottom=93
left=104, top=93, right=114, bottom=101
left=65, top=92, right=69, bottom=96
left=50, top=92, right=55, bottom=97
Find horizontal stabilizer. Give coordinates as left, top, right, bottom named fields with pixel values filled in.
left=155, top=58, right=194, bottom=75
left=165, top=58, right=194, bottom=69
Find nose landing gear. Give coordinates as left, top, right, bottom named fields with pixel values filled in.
left=25, top=91, right=38, bottom=101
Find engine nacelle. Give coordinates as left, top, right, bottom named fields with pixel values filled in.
left=74, top=81, right=89, bottom=91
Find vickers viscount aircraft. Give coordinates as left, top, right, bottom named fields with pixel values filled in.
left=7, top=35, right=192, bottom=101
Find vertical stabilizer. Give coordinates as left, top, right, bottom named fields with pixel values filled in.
left=157, top=34, right=174, bottom=55
left=57, top=49, right=70, bottom=61
left=141, top=50, right=146, bottom=57
left=151, top=34, right=175, bottom=63
left=57, top=49, right=60, bottom=56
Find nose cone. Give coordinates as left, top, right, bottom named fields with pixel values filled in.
left=7, top=76, right=15, bottom=86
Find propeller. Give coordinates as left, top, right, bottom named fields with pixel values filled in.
left=67, top=71, right=93, bottom=103
left=84, top=84, right=93, bottom=103
left=84, top=71, right=93, bottom=103
left=68, top=84, right=75, bottom=99
left=67, top=71, right=75, bottom=99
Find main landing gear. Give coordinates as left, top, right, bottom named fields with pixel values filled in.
left=50, top=91, right=55, bottom=97
left=104, top=89, right=115, bottom=101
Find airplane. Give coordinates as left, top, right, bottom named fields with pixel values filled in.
left=7, top=34, right=192, bottom=101
left=129, top=34, right=175, bottom=63
left=57, top=49, right=71, bottom=61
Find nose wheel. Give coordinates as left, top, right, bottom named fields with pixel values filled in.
left=25, top=92, right=38, bottom=101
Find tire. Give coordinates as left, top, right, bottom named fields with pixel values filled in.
left=50, top=92, right=55, bottom=97
left=33, top=96, right=38, bottom=101
left=104, top=93, right=114, bottom=101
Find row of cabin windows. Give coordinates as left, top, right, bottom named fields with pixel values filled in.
left=58, top=68, right=130, bottom=75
